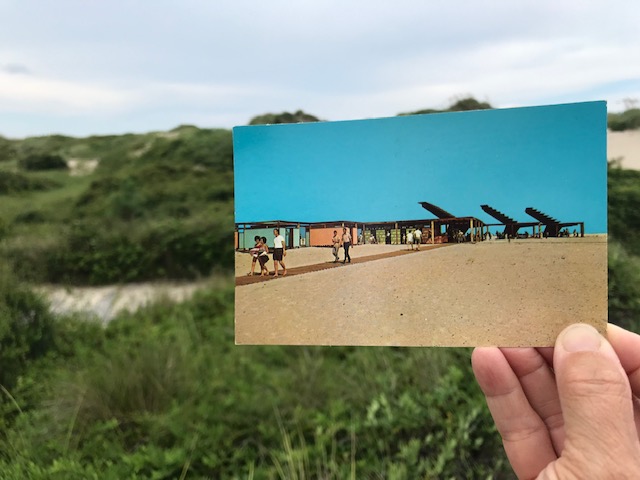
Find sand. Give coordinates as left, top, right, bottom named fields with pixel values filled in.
left=608, top=129, right=640, bottom=170
left=38, top=278, right=225, bottom=323
left=235, top=237, right=607, bottom=347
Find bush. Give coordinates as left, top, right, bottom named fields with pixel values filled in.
left=608, top=108, right=640, bottom=131
left=0, top=137, right=17, bottom=162
left=13, top=210, right=47, bottom=224
left=0, top=171, right=60, bottom=195
left=249, top=110, right=321, bottom=125
left=0, top=266, right=55, bottom=390
left=608, top=165, right=640, bottom=255
left=0, top=283, right=508, bottom=478
left=18, top=153, right=68, bottom=171
left=7, top=214, right=234, bottom=284
left=609, top=241, right=640, bottom=332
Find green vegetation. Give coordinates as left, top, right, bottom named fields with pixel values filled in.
left=608, top=108, right=640, bottom=131
left=398, top=97, right=493, bottom=116
left=249, top=110, right=321, bottom=125
left=0, top=270, right=507, bottom=478
left=18, top=153, right=67, bottom=171
left=0, top=101, right=639, bottom=477
left=1, top=127, right=233, bottom=285
left=0, top=171, right=60, bottom=195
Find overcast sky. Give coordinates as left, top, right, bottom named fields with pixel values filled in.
left=1, top=1, right=638, bottom=138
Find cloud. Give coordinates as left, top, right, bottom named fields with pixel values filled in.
left=0, top=73, right=133, bottom=114
left=0, top=1, right=639, bottom=135
left=1, top=63, right=32, bottom=75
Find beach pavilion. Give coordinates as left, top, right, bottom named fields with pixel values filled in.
left=418, top=201, right=487, bottom=243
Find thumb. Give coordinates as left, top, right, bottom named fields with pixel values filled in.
left=554, top=323, right=639, bottom=459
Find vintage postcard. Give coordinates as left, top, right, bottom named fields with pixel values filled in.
left=233, top=102, right=607, bottom=346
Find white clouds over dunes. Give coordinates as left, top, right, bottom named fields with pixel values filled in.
left=0, top=73, right=132, bottom=114
left=0, top=1, right=639, bottom=136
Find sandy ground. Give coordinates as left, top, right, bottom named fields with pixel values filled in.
left=235, top=237, right=607, bottom=347
left=235, top=244, right=411, bottom=276
left=38, top=278, right=222, bottom=323
left=608, top=130, right=640, bottom=170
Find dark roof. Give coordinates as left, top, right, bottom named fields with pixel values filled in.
left=418, top=202, right=456, bottom=219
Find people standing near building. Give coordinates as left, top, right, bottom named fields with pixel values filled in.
left=414, top=228, right=422, bottom=250
left=258, top=236, right=270, bottom=276
left=332, top=230, right=341, bottom=263
left=273, top=228, right=287, bottom=277
left=341, top=227, right=352, bottom=263
left=407, top=230, right=414, bottom=250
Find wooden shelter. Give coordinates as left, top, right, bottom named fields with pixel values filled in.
left=525, top=208, right=585, bottom=237
left=418, top=202, right=487, bottom=243
left=481, top=204, right=541, bottom=238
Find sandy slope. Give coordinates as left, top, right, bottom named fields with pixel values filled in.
left=38, top=277, right=226, bottom=323
left=235, top=237, right=607, bottom=347
left=608, top=129, right=640, bottom=170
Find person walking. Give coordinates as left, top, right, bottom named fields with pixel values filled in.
left=341, top=227, right=352, bottom=263
left=258, top=236, right=270, bottom=276
left=248, top=235, right=261, bottom=276
left=414, top=228, right=422, bottom=250
left=407, top=230, right=414, bottom=250
left=332, top=230, right=340, bottom=263
left=272, top=228, right=287, bottom=277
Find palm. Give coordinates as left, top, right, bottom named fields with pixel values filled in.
left=472, top=324, right=640, bottom=479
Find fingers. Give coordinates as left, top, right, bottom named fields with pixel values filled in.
left=501, top=348, right=565, bottom=454
left=553, top=324, right=640, bottom=469
left=607, top=323, right=640, bottom=396
left=472, top=347, right=557, bottom=479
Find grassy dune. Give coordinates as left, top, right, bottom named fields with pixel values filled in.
left=0, top=112, right=639, bottom=477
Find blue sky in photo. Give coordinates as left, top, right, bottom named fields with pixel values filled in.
left=234, top=102, right=607, bottom=233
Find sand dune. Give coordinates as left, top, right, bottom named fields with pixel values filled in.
left=608, top=129, right=640, bottom=170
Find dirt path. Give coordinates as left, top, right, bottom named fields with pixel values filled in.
left=236, top=245, right=452, bottom=286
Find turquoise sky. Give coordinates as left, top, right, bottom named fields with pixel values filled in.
left=234, top=101, right=607, bottom=233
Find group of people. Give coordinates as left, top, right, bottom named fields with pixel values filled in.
left=248, top=228, right=287, bottom=277
left=332, top=227, right=352, bottom=263
left=406, top=228, right=422, bottom=250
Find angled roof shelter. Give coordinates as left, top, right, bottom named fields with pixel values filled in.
left=418, top=202, right=456, bottom=219
left=524, top=208, right=584, bottom=237
left=418, top=201, right=486, bottom=242
left=481, top=204, right=539, bottom=238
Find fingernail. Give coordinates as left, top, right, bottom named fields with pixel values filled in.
left=561, top=324, right=602, bottom=352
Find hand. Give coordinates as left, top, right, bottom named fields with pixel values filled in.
left=472, top=323, right=640, bottom=479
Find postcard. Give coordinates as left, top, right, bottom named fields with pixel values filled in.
left=233, top=101, right=607, bottom=346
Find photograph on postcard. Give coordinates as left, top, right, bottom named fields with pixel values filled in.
left=233, top=101, right=607, bottom=346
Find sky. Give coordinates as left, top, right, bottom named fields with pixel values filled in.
left=234, top=102, right=607, bottom=233
left=0, top=1, right=639, bottom=139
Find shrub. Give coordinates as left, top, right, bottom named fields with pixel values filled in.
left=608, top=165, right=640, bottom=255
left=18, top=153, right=68, bottom=171
left=608, top=108, right=640, bottom=131
left=249, top=110, right=321, bottom=125
left=0, top=171, right=59, bottom=195
left=0, top=266, right=55, bottom=390
left=609, top=241, right=640, bottom=333
left=13, top=210, right=46, bottom=224
left=0, top=137, right=17, bottom=162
